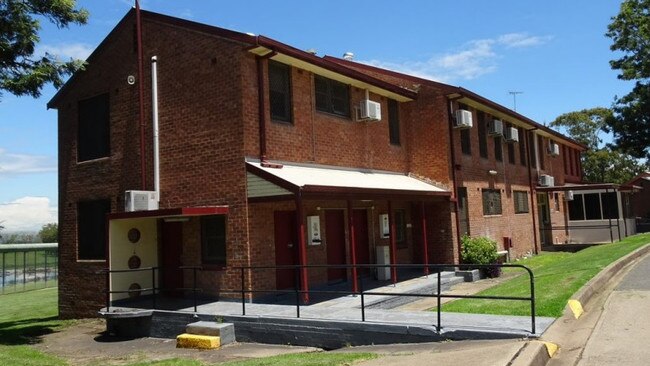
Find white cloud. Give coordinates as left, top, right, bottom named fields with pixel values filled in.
left=37, top=43, right=95, bottom=61
left=0, top=196, right=57, bottom=233
left=0, top=148, right=56, bottom=175
left=359, top=32, right=551, bottom=83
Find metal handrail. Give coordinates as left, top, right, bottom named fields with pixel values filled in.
left=233, top=263, right=536, bottom=334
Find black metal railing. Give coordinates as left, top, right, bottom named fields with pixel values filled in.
left=230, top=263, right=536, bottom=334
left=1, top=243, right=58, bottom=294
left=98, top=265, right=202, bottom=313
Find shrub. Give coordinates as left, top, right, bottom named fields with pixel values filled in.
left=461, top=235, right=498, bottom=265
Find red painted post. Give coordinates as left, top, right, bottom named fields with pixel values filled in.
left=421, top=202, right=429, bottom=275
left=388, top=201, right=398, bottom=284
left=347, top=200, right=358, bottom=293
left=295, top=192, right=309, bottom=303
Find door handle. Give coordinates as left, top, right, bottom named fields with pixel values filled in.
left=287, top=242, right=293, bottom=248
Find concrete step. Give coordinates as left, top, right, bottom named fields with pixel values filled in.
left=185, top=321, right=235, bottom=345
left=176, top=333, right=220, bottom=349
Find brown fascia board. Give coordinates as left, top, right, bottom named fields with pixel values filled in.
left=325, top=55, right=587, bottom=151
left=48, top=9, right=415, bottom=108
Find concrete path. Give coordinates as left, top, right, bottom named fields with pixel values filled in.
left=577, top=253, right=650, bottom=365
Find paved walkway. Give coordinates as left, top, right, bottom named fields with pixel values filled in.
left=577, top=253, right=650, bottom=365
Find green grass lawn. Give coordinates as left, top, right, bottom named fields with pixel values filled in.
left=441, top=233, right=650, bottom=317
left=0, top=288, right=375, bottom=366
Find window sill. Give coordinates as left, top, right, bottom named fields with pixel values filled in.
left=77, top=156, right=111, bottom=165
left=483, top=214, right=503, bottom=218
left=271, top=119, right=294, bottom=126
left=315, top=110, right=351, bottom=121
left=201, top=264, right=227, bottom=271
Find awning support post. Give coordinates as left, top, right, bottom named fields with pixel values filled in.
left=421, top=202, right=429, bottom=276
left=295, top=191, right=309, bottom=303
left=388, top=200, right=398, bottom=284
left=347, top=200, right=358, bottom=293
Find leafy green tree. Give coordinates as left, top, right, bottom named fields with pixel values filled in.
left=605, top=0, right=650, bottom=159
left=38, top=223, right=57, bottom=243
left=0, top=0, right=88, bottom=99
left=551, top=108, right=645, bottom=184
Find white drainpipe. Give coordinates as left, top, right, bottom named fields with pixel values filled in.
left=151, top=56, right=160, bottom=201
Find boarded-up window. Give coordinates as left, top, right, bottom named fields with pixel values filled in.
left=78, top=93, right=110, bottom=162
left=269, top=61, right=292, bottom=123
left=514, top=191, right=529, bottom=213
left=201, top=215, right=227, bottom=266
left=482, top=189, right=502, bottom=215
left=77, top=199, right=110, bottom=260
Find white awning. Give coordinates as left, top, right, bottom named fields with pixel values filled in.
left=246, top=160, right=449, bottom=199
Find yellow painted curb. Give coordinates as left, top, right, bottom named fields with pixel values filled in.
left=568, top=299, right=584, bottom=319
left=542, top=341, right=559, bottom=358
left=176, top=333, right=221, bottom=349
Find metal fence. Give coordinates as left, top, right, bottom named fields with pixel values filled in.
left=0, top=243, right=58, bottom=294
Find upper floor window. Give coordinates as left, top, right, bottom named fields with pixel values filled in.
left=314, top=75, right=350, bottom=117
left=482, top=189, right=502, bottom=216
left=459, top=104, right=471, bottom=155
left=77, top=199, right=110, bottom=260
left=519, top=128, right=527, bottom=166
left=477, top=111, right=488, bottom=158
left=78, top=93, right=110, bottom=162
left=494, top=135, right=503, bottom=162
left=388, top=99, right=400, bottom=145
left=514, top=190, right=529, bottom=213
left=201, top=215, right=227, bottom=266
left=269, top=61, right=292, bottom=123
left=528, top=131, right=537, bottom=169
left=538, top=135, right=545, bottom=170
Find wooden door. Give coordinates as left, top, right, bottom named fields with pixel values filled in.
left=161, top=221, right=183, bottom=295
left=325, top=210, right=347, bottom=282
left=352, top=209, right=370, bottom=273
left=274, top=211, right=297, bottom=289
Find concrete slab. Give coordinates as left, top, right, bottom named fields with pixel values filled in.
left=186, top=321, right=235, bottom=345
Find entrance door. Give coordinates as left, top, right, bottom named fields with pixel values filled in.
left=352, top=209, right=370, bottom=273
left=458, top=187, right=470, bottom=236
left=325, top=210, right=347, bottom=282
left=161, top=221, right=183, bottom=295
left=537, top=193, right=552, bottom=246
left=274, top=211, right=297, bottom=289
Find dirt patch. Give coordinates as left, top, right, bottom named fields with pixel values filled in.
left=34, top=319, right=320, bottom=365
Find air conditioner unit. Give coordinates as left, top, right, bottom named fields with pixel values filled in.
left=488, top=119, right=504, bottom=136
left=504, top=127, right=519, bottom=143
left=454, top=109, right=473, bottom=128
left=565, top=190, right=574, bottom=201
left=548, top=141, right=560, bottom=156
left=358, top=99, right=381, bottom=121
left=125, top=190, right=159, bottom=212
left=538, top=174, right=555, bottom=187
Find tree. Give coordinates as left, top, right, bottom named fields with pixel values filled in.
left=0, top=0, right=89, bottom=99
left=605, top=0, right=650, bottom=159
left=38, top=222, right=57, bottom=243
left=550, top=108, right=646, bottom=184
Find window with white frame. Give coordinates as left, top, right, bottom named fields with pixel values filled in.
left=567, top=192, right=619, bottom=221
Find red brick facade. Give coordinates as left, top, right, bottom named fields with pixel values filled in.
left=50, top=10, right=582, bottom=318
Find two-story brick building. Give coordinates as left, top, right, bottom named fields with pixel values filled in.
left=49, top=9, right=590, bottom=318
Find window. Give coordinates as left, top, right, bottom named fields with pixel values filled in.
left=394, top=210, right=407, bottom=248
left=494, top=136, right=503, bottom=162
left=507, top=129, right=516, bottom=165
left=482, top=189, right=502, bottom=215
left=538, top=136, right=545, bottom=170
left=554, top=193, right=560, bottom=211
left=584, top=193, right=602, bottom=220
left=519, top=128, right=527, bottom=166
left=77, top=199, right=110, bottom=260
left=268, top=60, right=292, bottom=122
left=528, top=131, right=537, bottom=169
left=314, top=75, right=350, bottom=117
left=459, top=104, right=472, bottom=155
left=563, top=145, right=569, bottom=175
left=601, top=192, right=619, bottom=219
left=388, top=99, right=400, bottom=145
left=514, top=191, right=529, bottom=213
left=201, top=215, right=227, bottom=266
left=568, top=194, right=585, bottom=220
left=478, top=111, right=488, bottom=158
left=78, top=93, right=110, bottom=162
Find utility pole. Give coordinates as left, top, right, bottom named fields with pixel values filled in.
left=508, top=91, right=523, bottom=111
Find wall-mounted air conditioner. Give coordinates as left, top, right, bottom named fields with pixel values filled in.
left=538, top=175, right=555, bottom=187
left=488, top=119, right=504, bottom=136
left=358, top=99, right=381, bottom=121
left=565, top=190, right=574, bottom=201
left=548, top=141, right=560, bottom=156
left=504, top=127, right=519, bottom=143
left=125, top=190, right=159, bottom=212
left=454, top=109, right=473, bottom=128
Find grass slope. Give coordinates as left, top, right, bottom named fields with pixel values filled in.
left=442, top=233, right=650, bottom=317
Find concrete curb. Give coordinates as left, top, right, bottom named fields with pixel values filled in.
left=510, top=341, right=551, bottom=366
left=562, top=243, right=650, bottom=318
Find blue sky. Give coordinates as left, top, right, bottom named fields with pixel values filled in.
left=0, top=0, right=631, bottom=232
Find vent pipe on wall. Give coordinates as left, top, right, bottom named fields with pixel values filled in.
left=151, top=56, right=160, bottom=201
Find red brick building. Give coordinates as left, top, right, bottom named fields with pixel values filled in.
left=49, top=9, right=586, bottom=318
